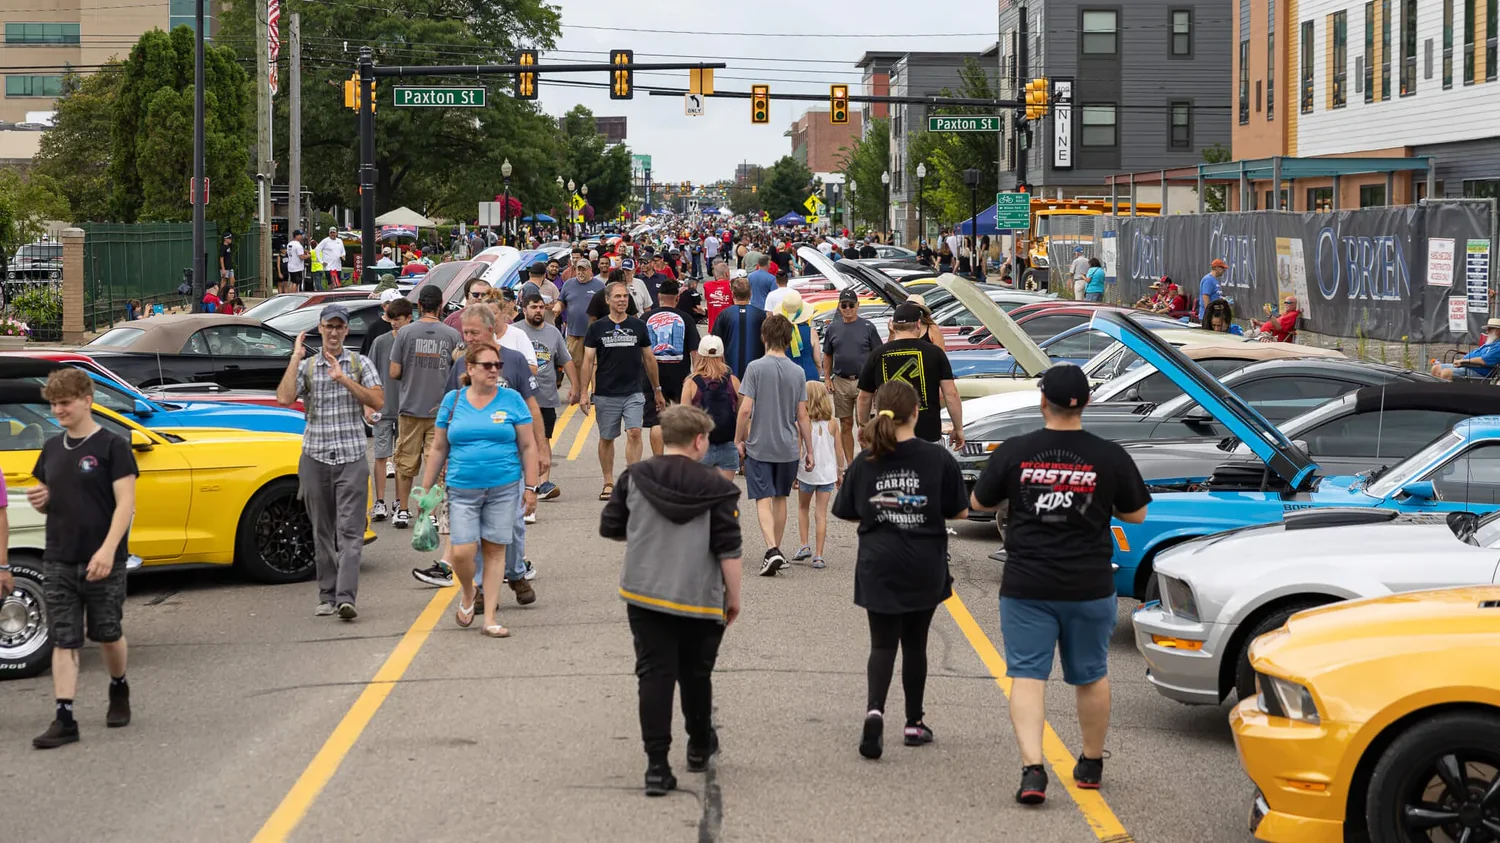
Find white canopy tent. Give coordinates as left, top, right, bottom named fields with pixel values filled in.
left=375, top=206, right=435, bottom=228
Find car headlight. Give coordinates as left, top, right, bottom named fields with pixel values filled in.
left=1255, top=673, right=1320, bottom=724
left=961, top=440, right=1000, bottom=457
left=1157, top=575, right=1199, bottom=622
left=1031, top=255, right=1049, bottom=268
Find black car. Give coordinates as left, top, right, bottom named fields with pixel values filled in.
left=85, top=314, right=299, bottom=390
left=266, top=299, right=386, bottom=354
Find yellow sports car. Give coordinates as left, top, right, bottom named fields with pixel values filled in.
left=1232, top=584, right=1500, bottom=843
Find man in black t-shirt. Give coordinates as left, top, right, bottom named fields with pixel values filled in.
left=581, top=281, right=663, bottom=498
left=857, top=303, right=964, bottom=448
left=969, top=364, right=1150, bottom=806
left=28, top=369, right=140, bottom=749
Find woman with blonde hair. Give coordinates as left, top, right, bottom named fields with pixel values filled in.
left=792, top=379, right=843, bottom=568
left=680, top=335, right=741, bottom=479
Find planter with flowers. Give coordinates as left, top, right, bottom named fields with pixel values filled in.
left=0, top=317, right=28, bottom=350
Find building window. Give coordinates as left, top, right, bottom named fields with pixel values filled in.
left=1401, top=0, right=1417, bottom=94
left=1081, top=104, right=1117, bottom=147
left=1465, top=179, right=1500, bottom=198
left=1307, top=187, right=1334, bottom=211
left=1082, top=10, right=1118, bottom=55
left=1360, top=184, right=1388, bottom=206
left=1380, top=0, right=1392, bottom=98
left=1333, top=12, right=1349, bottom=107
left=1268, top=30, right=1276, bottom=120
left=1444, top=0, right=1455, bottom=88
left=1366, top=3, right=1377, bottom=100
left=4, top=23, right=81, bottom=44
left=1240, top=39, right=1251, bottom=123
left=1169, top=101, right=1192, bottom=148
left=1466, top=0, right=1477, bottom=83
left=1302, top=21, right=1316, bottom=112
left=4, top=75, right=62, bottom=97
left=1488, top=0, right=1498, bottom=81
left=1170, top=9, right=1193, bottom=56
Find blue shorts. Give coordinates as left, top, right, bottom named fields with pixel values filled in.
left=703, top=441, right=739, bottom=472
left=798, top=480, right=835, bottom=494
left=593, top=393, right=645, bottom=440
left=744, top=456, right=796, bottom=500
left=1083, top=291, right=1104, bottom=302
left=999, top=595, right=1117, bottom=686
left=447, top=482, right=521, bottom=547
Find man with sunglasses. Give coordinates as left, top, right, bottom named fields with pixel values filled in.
left=821, top=288, right=882, bottom=465
left=1258, top=294, right=1302, bottom=343
left=444, top=277, right=493, bottom=330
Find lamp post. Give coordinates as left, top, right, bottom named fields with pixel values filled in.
left=567, top=179, right=576, bottom=240
left=880, top=169, right=891, bottom=242
left=580, top=183, right=589, bottom=236
left=501, top=158, right=513, bottom=247
left=962, top=168, right=981, bottom=280
left=830, top=183, right=841, bottom=233
left=555, top=175, right=565, bottom=240
left=916, top=162, right=927, bottom=248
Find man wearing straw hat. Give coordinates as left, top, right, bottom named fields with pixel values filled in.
left=1432, top=318, right=1500, bottom=380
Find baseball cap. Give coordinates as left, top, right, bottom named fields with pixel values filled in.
left=528, top=261, right=547, bottom=276
left=1074, top=247, right=1084, bottom=253
left=658, top=278, right=681, bottom=297
left=731, top=269, right=748, bottom=279
left=381, top=246, right=393, bottom=255
left=320, top=302, right=351, bottom=323
left=378, top=288, right=404, bottom=304
left=891, top=302, right=924, bottom=324
left=1039, top=364, right=1091, bottom=410
left=1211, top=258, right=1228, bottom=269
left=621, top=257, right=636, bottom=271
left=697, top=335, right=725, bottom=357
left=838, top=288, right=859, bottom=304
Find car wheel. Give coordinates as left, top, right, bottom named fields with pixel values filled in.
left=1364, top=712, right=1500, bottom=843
left=0, top=560, right=52, bottom=679
left=234, top=478, right=315, bottom=583
left=1232, top=600, right=1327, bottom=701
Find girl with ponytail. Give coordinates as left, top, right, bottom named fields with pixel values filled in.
left=833, top=379, right=970, bottom=761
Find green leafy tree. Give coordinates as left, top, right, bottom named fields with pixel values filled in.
left=836, top=118, right=889, bottom=227
left=726, top=184, right=762, bottom=217
left=758, top=156, right=815, bottom=220
left=34, top=70, right=118, bottom=222
left=1199, top=143, right=1231, bottom=212
left=909, top=58, right=1001, bottom=226
left=0, top=171, right=72, bottom=248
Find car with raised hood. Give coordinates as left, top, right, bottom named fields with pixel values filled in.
left=1091, top=310, right=1500, bottom=601
left=1232, top=585, right=1500, bottom=843
left=948, top=315, right=1209, bottom=378
left=241, top=289, right=375, bottom=323
left=793, top=247, right=914, bottom=316
left=84, top=314, right=299, bottom=391
left=267, top=299, right=385, bottom=355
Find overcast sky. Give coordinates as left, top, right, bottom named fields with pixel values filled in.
left=537, top=1, right=995, bottom=184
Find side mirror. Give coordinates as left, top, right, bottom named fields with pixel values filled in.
left=129, top=429, right=155, bottom=452
left=958, top=326, right=974, bottom=335
left=133, top=399, right=154, bottom=416
left=1182, top=410, right=1215, bottom=424
left=1400, top=480, right=1435, bottom=501
left=1124, top=386, right=1142, bottom=402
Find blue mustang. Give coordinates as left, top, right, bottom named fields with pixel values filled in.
left=949, top=317, right=1188, bottom=379
left=1093, top=310, right=1500, bottom=600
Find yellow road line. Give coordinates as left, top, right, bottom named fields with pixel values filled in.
left=549, top=403, right=578, bottom=447
left=943, top=593, right=1135, bottom=843
left=566, top=408, right=595, bottom=461
left=252, top=586, right=457, bottom=843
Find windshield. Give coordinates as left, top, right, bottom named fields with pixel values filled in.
left=242, top=295, right=308, bottom=321
left=1470, top=509, right=1500, bottom=548
left=1035, top=216, right=1051, bottom=238
left=88, top=327, right=145, bottom=348
left=1367, top=431, right=1464, bottom=497
left=266, top=307, right=325, bottom=335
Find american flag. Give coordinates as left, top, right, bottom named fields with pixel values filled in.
left=267, top=0, right=280, bottom=97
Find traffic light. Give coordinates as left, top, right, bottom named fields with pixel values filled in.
left=830, top=84, right=848, bottom=124
left=751, top=84, right=769, bottom=124
left=1024, top=78, right=1049, bottom=121
left=610, top=49, right=633, bottom=100
left=515, top=49, right=537, bottom=100
left=344, top=74, right=375, bottom=112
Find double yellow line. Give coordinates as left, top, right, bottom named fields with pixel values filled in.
left=546, top=403, right=595, bottom=461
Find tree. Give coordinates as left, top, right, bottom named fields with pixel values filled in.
left=907, top=58, right=1001, bottom=229
left=836, top=118, right=889, bottom=228
left=726, top=185, right=762, bottom=217
left=0, top=171, right=71, bottom=251
left=1199, top=143, right=1231, bottom=212
left=758, top=156, right=814, bottom=220
left=34, top=70, right=118, bottom=222
left=557, top=105, right=634, bottom=222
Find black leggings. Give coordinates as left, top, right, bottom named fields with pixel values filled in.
left=865, top=607, right=938, bottom=726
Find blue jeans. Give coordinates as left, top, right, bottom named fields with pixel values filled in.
left=469, top=482, right=528, bottom=583
left=1083, top=291, right=1104, bottom=302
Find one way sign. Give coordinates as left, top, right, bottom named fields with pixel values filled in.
left=684, top=93, right=705, bottom=116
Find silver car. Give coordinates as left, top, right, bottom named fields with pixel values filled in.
left=1133, top=507, right=1500, bottom=706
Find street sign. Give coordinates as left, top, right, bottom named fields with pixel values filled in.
left=927, top=115, right=1001, bottom=132
left=803, top=194, right=825, bottom=214
left=684, top=93, right=705, bottom=116
left=478, top=201, right=501, bottom=226
left=806, top=214, right=820, bottom=225
left=1051, top=78, right=1074, bottom=170
left=995, top=192, right=1031, bottom=230
left=393, top=86, right=486, bottom=107
left=187, top=176, right=210, bottom=205
left=571, top=195, right=586, bottom=211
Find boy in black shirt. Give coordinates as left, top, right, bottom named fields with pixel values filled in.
left=969, top=364, right=1149, bottom=804
left=29, top=369, right=140, bottom=748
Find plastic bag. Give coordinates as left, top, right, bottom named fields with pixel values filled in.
left=409, top=484, right=445, bottom=553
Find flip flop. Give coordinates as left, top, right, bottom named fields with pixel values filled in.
left=455, top=597, right=475, bottom=628
left=482, top=623, right=511, bottom=638
left=599, top=483, right=614, bottom=501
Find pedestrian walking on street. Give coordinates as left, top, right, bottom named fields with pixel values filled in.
left=792, top=380, right=843, bottom=569
left=419, top=341, right=540, bottom=638
left=834, top=379, right=969, bottom=760
left=600, top=404, right=743, bottom=797
left=777, top=290, right=822, bottom=381
left=968, top=364, right=1151, bottom=804
left=735, top=314, right=813, bottom=576
left=277, top=304, right=385, bottom=620
left=390, top=285, right=463, bottom=529
left=559, top=259, right=605, bottom=378
left=702, top=261, right=733, bottom=331
left=317, top=226, right=346, bottom=288
left=822, top=288, right=882, bottom=464
left=680, top=336, right=741, bottom=480
left=1069, top=247, right=1090, bottom=301
left=519, top=292, right=579, bottom=500
left=1083, top=257, right=1106, bottom=303
left=581, top=281, right=663, bottom=501
left=367, top=297, right=413, bottom=522
left=857, top=303, right=964, bottom=449
left=219, top=232, right=235, bottom=288
left=644, top=279, right=701, bottom=456
left=710, top=277, right=766, bottom=380
left=747, top=254, right=778, bottom=310
left=27, top=368, right=140, bottom=749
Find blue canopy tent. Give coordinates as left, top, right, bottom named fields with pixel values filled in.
left=774, top=212, right=806, bottom=226
left=700, top=206, right=719, bottom=215
left=955, top=203, right=1010, bottom=236
left=522, top=213, right=557, bottom=223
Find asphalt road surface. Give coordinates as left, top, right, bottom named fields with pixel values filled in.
left=0, top=409, right=1259, bottom=842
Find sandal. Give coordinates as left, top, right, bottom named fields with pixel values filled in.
left=811, top=557, right=826, bottom=569
left=482, top=623, right=511, bottom=638
left=455, top=596, right=475, bottom=628
left=599, top=483, right=614, bottom=501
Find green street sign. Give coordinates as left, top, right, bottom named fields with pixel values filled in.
left=995, top=192, right=1031, bottom=230
left=393, top=86, right=487, bottom=107
left=927, top=115, right=1001, bottom=132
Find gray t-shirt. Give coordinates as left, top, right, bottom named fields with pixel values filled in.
left=559, top=277, right=604, bottom=337
left=822, top=316, right=883, bottom=378
left=1070, top=255, right=1090, bottom=280
left=391, top=318, right=462, bottom=418
left=367, top=328, right=400, bottom=416
left=517, top=320, right=571, bottom=407
left=740, top=354, right=807, bottom=464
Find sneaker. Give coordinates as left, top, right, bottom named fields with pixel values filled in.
left=32, top=719, right=79, bottom=749
left=524, top=511, right=537, bottom=524
left=386, top=463, right=395, bottom=478
left=791, top=544, right=812, bottom=561
left=107, top=683, right=131, bottom=728
left=538, top=481, right=561, bottom=501
left=522, top=559, right=537, bottom=581
left=759, top=548, right=785, bottom=577
left=411, top=561, right=454, bottom=588
left=903, top=722, right=933, bottom=746
left=1073, top=754, right=1106, bottom=789
left=644, top=762, right=678, bottom=797
left=1016, top=764, right=1049, bottom=805
left=392, top=509, right=412, bottom=530
left=337, top=602, right=358, bottom=620
left=370, top=501, right=388, bottom=522
left=509, top=578, right=536, bottom=606
left=686, top=730, right=720, bottom=773
left=859, top=711, right=883, bottom=760
left=315, top=601, right=337, bottom=616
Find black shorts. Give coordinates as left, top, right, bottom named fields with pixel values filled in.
left=43, top=559, right=127, bottom=649
left=539, top=405, right=557, bottom=439
left=642, top=386, right=660, bottom=428
left=292, top=270, right=309, bottom=291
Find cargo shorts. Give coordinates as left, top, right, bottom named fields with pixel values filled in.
left=43, top=559, right=127, bottom=649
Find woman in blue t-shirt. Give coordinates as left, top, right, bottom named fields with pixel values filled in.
left=1083, top=257, right=1107, bottom=302
left=419, top=341, right=540, bottom=638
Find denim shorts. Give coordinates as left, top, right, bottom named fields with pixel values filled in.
left=703, top=441, right=739, bottom=472
left=798, top=480, right=835, bottom=494
left=44, top=559, right=126, bottom=649
left=744, top=457, right=797, bottom=500
left=371, top=418, right=398, bottom=459
left=593, top=392, right=645, bottom=440
left=447, top=481, right=522, bottom=546
left=999, top=595, right=1117, bottom=686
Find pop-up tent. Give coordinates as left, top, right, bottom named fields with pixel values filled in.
left=522, top=213, right=557, bottom=223
left=774, top=212, right=806, bottom=226
left=375, top=206, right=435, bottom=228
left=955, top=203, right=1011, bottom=236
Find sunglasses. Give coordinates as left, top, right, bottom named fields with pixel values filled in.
left=839, top=302, right=857, bottom=309
left=471, top=361, right=501, bottom=371
left=469, top=291, right=489, bottom=299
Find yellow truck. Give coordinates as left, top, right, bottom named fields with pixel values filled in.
left=1017, top=198, right=1160, bottom=292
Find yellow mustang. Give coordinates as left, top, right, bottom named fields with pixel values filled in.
left=1231, top=585, right=1500, bottom=843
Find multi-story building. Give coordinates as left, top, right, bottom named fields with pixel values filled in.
left=1233, top=0, right=1500, bottom=208
left=789, top=107, right=862, bottom=174
left=855, top=51, right=899, bottom=137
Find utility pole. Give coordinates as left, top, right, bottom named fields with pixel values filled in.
left=288, top=12, right=301, bottom=235
left=191, top=0, right=205, bottom=311
left=358, top=47, right=375, bottom=285
left=256, top=0, right=272, bottom=294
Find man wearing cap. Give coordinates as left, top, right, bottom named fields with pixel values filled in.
left=621, top=258, right=653, bottom=312
left=968, top=364, right=1150, bottom=805
left=1199, top=259, right=1227, bottom=321
left=388, top=284, right=463, bottom=529
left=703, top=262, right=734, bottom=332
left=1433, top=319, right=1500, bottom=380
left=360, top=287, right=406, bottom=356
left=822, top=288, right=883, bottom=463
left=747, top=254, right=778, bottom=310
left=277, top=303, right=385, bottom=620
left=287, top=229, right=308, bottom=292
left=857, top=302, right=964, bottom=448
left=374, top=247, right=398, bottom=270
left=1069, top=247, right=1090, bottom=301
left=317, top=227, right=346, bottom=288
left=644, top=279, right=701, bottom=454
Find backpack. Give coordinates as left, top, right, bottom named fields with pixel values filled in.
left=692, top=374, right=738, bottom=444
left=302, top=354, right=364, bottom=422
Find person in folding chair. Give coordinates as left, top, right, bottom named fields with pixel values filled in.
left=1432, top=318, right=1500, bottom=381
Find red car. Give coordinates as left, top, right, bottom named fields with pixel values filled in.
left=9, top=350, right=299, bottom=411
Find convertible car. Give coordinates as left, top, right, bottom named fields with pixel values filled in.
left=85, top=314, right=298, bottom=390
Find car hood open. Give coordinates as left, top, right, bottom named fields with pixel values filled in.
left=938, top=275, right=1049, bottom=378
left=797, top=246, right=907, bottom=306
left=1088, top=310, right=1318, bottom=489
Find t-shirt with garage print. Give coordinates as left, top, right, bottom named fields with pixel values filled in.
left=33, top=428, right=139, bottom=566
left=973, top=428, right=1151, bottom=602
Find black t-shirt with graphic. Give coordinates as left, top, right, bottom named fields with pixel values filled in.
left=584, top=315, right=651, bottom=397
left=857, top=337, right=955, bottom=443
left=33, top=427, right=139, bottom=566
left=973, top=428, right=1151, bottom=601
left=833, top=438, right=968, bottom=614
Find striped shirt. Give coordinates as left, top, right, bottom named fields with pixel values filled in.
left=297, top=350, right=381, bottom=465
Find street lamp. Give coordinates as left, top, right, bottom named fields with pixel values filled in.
left=501, top=158, right=513, bottom=247
left=830, top=183, right=841, bottom=233
left=880, top=170, right=891, bottom=242
left=962, top=168, right=981, bottom=280
left=580, top=184, right=589, bottom=236
left=555, top=175, right=565, bottom=239
left=567, top=179, right=577, bottom=240
left=915, top=162, right=927, bottom=248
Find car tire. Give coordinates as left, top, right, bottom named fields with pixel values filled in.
left=1232, top=601, right=1327, bottom=702
left=0, top=559, right=52, bottom=679
left=234, top=478, right=316, bottom=584
left=1364, top=712, right=1500, bottom=843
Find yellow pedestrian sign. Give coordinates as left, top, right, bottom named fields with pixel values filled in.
left=803, top=194, right=825, bottom=215
left=571, top=194, right=586, bottom=211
